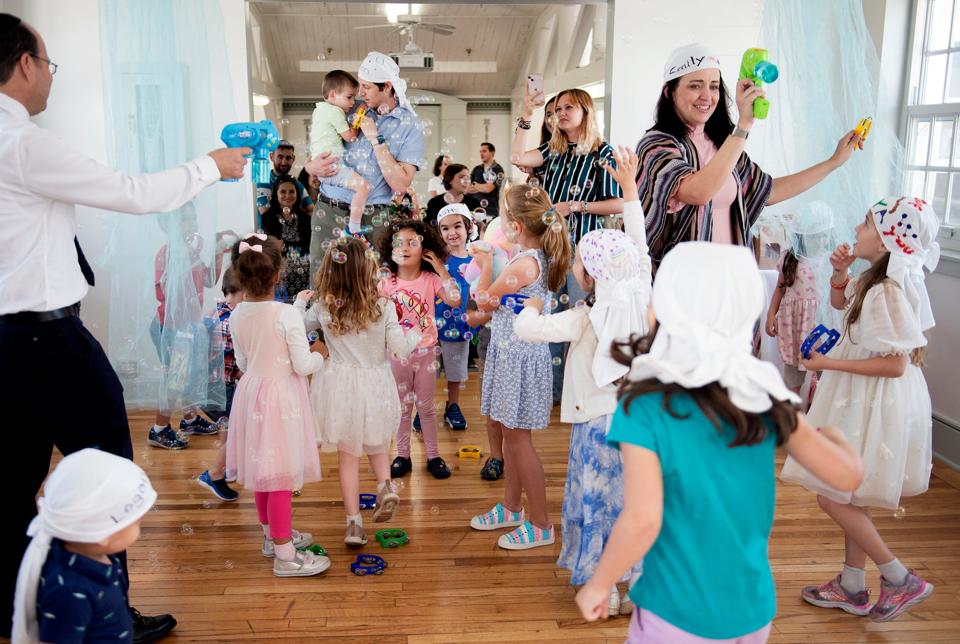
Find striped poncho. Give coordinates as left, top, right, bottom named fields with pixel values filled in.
left=634, top=130, right=772, bottom=267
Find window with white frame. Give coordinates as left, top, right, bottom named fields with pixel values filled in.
left=906, top=0, right=960, bottom=247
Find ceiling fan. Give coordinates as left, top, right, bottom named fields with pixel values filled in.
left=353, top=4, right=455, bottom=37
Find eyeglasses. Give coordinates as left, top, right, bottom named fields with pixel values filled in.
left=31, top=55, right=58, bottom=75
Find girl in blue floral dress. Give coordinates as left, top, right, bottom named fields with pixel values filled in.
left=515, top=148, right=650, bottom=614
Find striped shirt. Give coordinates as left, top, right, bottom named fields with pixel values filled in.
left=634, top=130, right=772, bottom=268
left=537, top=140, right=622, bottom=245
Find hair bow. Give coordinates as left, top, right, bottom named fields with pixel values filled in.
left=239, top=241, right=263, bottom=253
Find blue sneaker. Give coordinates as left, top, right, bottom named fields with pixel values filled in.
left=180, top=415, right=218, bottom=436
left=413, top=413, right=422, bottom=433
left=148, top=425, right=188, bottom=450
left=197, top=470, right=239, bottom=502
left=444, top=403, right=467, bottom=430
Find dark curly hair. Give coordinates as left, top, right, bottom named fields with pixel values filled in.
left=375, top=218, right=447, bottom=276
left=612, top=328, right=799, bottom=448
left=230, top=234, right=284, bottom=298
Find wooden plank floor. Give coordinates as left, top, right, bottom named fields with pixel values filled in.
left=57, top=374, right=960, bottom=643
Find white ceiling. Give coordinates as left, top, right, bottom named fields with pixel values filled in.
left=250, top=2, right=588, bottom=98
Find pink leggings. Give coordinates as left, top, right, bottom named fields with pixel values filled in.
left=627, top=610, right=770, bottom=644
left=391, top=347, right=439, bottom=459
left=254, top=490, right=292, bottom=540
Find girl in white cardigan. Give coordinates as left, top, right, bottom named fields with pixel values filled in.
left=515, top=147, right=651, bottom=615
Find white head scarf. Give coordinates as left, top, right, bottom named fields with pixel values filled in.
left=577, top=229, right=652, bottom=387
left=13, top=449, right=157, bottom=644
left=869, top=197, right=941, bottom=332
left=358, top=51, right=415, bottom=116
left=628, top=242, right=800, bottom=412
left=437, top=203, right=479, bottom=241
left=663, top=43, right=722, bottom=83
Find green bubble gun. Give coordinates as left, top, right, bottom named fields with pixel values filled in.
left=739, top=48, right=779, bottom=119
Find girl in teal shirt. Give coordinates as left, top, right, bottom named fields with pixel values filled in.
left=575, top=242, right=864, bottom=642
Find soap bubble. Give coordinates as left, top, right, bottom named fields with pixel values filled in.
left=332, top=250, right=347, bottom=264
left=505, top=275, right=518, bottom=287
left=529, top=178, right=540, bottom=189
left=542, top=211, right=557, bottom=225
left=569, top=185, right=582, bottom=197
left=180, top=524, right=193, bottom=536
left=893, top=506, right=907, bottom=519
left=550, top=222, right=563, bottom=233
left=224, top=560, right=234, bottom=569
left=559, top=294, right=570, bottom=305
left=574, top=299, right=587, bottom=309
left=480, top=199, right=489, bottom=208
left=526, top=189, right=538, bottom=199
left=431, top=505, right=440, bottom=515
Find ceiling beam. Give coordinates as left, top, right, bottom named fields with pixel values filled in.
left=565, top=5, right=597, bottom=73
left=299, top=60, right=498, bottom=74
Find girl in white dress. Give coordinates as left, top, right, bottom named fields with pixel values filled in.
left=295, top=237, right=420, bottom=547
left=780, top=197, right=941, bottom=622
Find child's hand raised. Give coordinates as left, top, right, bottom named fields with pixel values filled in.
left=295, top=289, right=315, bottom=305
left=829, top=243, right=856, bottom=274
left=422, top=249, right=445, bottom=273
left=603, top=145, right=639, bottom=201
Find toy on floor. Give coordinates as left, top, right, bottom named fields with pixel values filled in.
left=359, top=493, right=377, bottom=510
left=298, top=544, right=327, bottom=556
left=350, top=554, right=387, bottom=575
left=376, top=529, right=409, bottom=548
left=800, top=324, right=840, bottom=360
left=458, top=445, right=482, bottom=459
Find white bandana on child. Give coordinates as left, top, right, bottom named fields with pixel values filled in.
left=663, top=43, right=722, bottom=83
left=437, top=203, right=479, bottom=241
left=358, top=51, right=415, bottom=115
left=577, top=229, right=652, bottom=388
left=13, top=449, right=157, bottom=644
left=628, top=242, right=800, bottom=412
left=869, top=197, right=941, bottom=332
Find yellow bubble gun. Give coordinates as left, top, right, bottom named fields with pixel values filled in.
left=351, top=104, right=368, bottom=130
left=739, top=48, right=779, bottom=119
left=854, top=117, right=872, bottom=146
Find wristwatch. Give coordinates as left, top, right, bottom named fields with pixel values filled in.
left=731, top=126, right=750, bottom=140
left=375, top=134, right=386, bottom=146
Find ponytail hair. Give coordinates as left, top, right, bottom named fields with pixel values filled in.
left=230, top=234, right=284, bottom=297
left=503, top=185, right=572, bottom=292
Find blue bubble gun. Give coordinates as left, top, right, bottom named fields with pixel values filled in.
left=220, top=120, right=280, bottom=184
left=739, top=48, right=779, bottom=119
left=800, top=324, right=841, bottom=360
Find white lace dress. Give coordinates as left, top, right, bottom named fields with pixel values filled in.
left=296, top=298, right=420, bottom=456
left=780, top=279, right=932, bottom=509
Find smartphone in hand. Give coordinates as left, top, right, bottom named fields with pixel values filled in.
left=526, top=74, right=545, bottom=106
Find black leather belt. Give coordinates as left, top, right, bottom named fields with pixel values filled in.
left=315, top=191, right=348, bottom=209
left=0, top=302, right=80, bottom=324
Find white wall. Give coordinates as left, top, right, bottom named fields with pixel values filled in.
left=607, top=0, right=764, bottom=149
left=5, top=0, right=253, bottom=349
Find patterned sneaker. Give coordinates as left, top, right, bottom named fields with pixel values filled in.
left=801, top=575, right=873, bottom=616
left=148, top=425, right=188, bottom=450
left=480, top=457, right=504, bottom=481
left=197, top=470, right=239, bottom=502
left=373, top=480, right=400, bottom=523
left=869, top=571, right=934, bottom=622
left=413, top=413, right=422, bottom=433
left=262, top=530, right=313, bottom=558
left=179, top=415, right=218, bottom=436
left=470, top=503, right=525, bottom=531
left=273, top=551, right=330, bottom=578
left=497, top=520, right=555, bottom=550
left=444, top=403, right=468, bottom=430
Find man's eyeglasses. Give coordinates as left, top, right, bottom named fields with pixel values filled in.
left=31, top=55, right=58, bottom=75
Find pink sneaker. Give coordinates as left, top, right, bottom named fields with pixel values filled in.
left=801, top=575, right=872, bottom=616
left=869, top=571, right=934, bottom=622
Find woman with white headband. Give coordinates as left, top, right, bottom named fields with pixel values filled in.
left=574, top=242, right=863, bottom=642
left=13, top=449, right=158, bottom=644
left=781, top=197, right=939, bottom=622
left=635, top=43, right=861, bottom=268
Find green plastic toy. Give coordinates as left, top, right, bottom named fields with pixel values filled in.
left=739, top=48, right=779, bottom=119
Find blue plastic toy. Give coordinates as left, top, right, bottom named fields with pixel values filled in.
left=359, top=493, right=377, bottom=510
left=220, top=120, right=280, bottom=184
left=350, top=554, right=387, bottom=576
left=500, top=293, right=529, bottom=314
left=801, top=324, right=840, bottom=360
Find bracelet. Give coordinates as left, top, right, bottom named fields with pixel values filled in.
left=830, top=276, right=850, bottom=290
left=516, top=117, right=532, bottom=130
left=582, top=200, right=589, bottom=214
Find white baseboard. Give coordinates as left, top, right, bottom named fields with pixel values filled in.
left=933, top=413, right=960, bottom=471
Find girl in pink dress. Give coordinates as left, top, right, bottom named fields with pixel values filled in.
left=226, top=234, right=329, bottom=578
left=765, top=245, right=819, bottom=395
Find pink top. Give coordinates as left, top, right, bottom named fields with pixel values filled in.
left=379, top=271, right=444, bottom=348
left=669, top=126, right=738, bottom=244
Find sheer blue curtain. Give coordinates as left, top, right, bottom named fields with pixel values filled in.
left=98, top=0, right=241, bottom=412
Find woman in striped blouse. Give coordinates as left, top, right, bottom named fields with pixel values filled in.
left=511, top=88, right=623, bottom=248
left=635, top=43, right=860, bottom=268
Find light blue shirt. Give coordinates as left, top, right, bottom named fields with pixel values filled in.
left=607, top=391, right=778, bottom=639
left=319, top=104, right=423, bottom=206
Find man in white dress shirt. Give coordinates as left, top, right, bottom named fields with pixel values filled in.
left=0, top=14, right=254, bottom=642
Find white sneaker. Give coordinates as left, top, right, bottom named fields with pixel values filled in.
left=273, top=551, right=330, bottom=577
left=262, top=529, right=313, bottom=558
left=608, top=587, right=621, bottom=616
left=373, top=480, right=400, bottom=523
